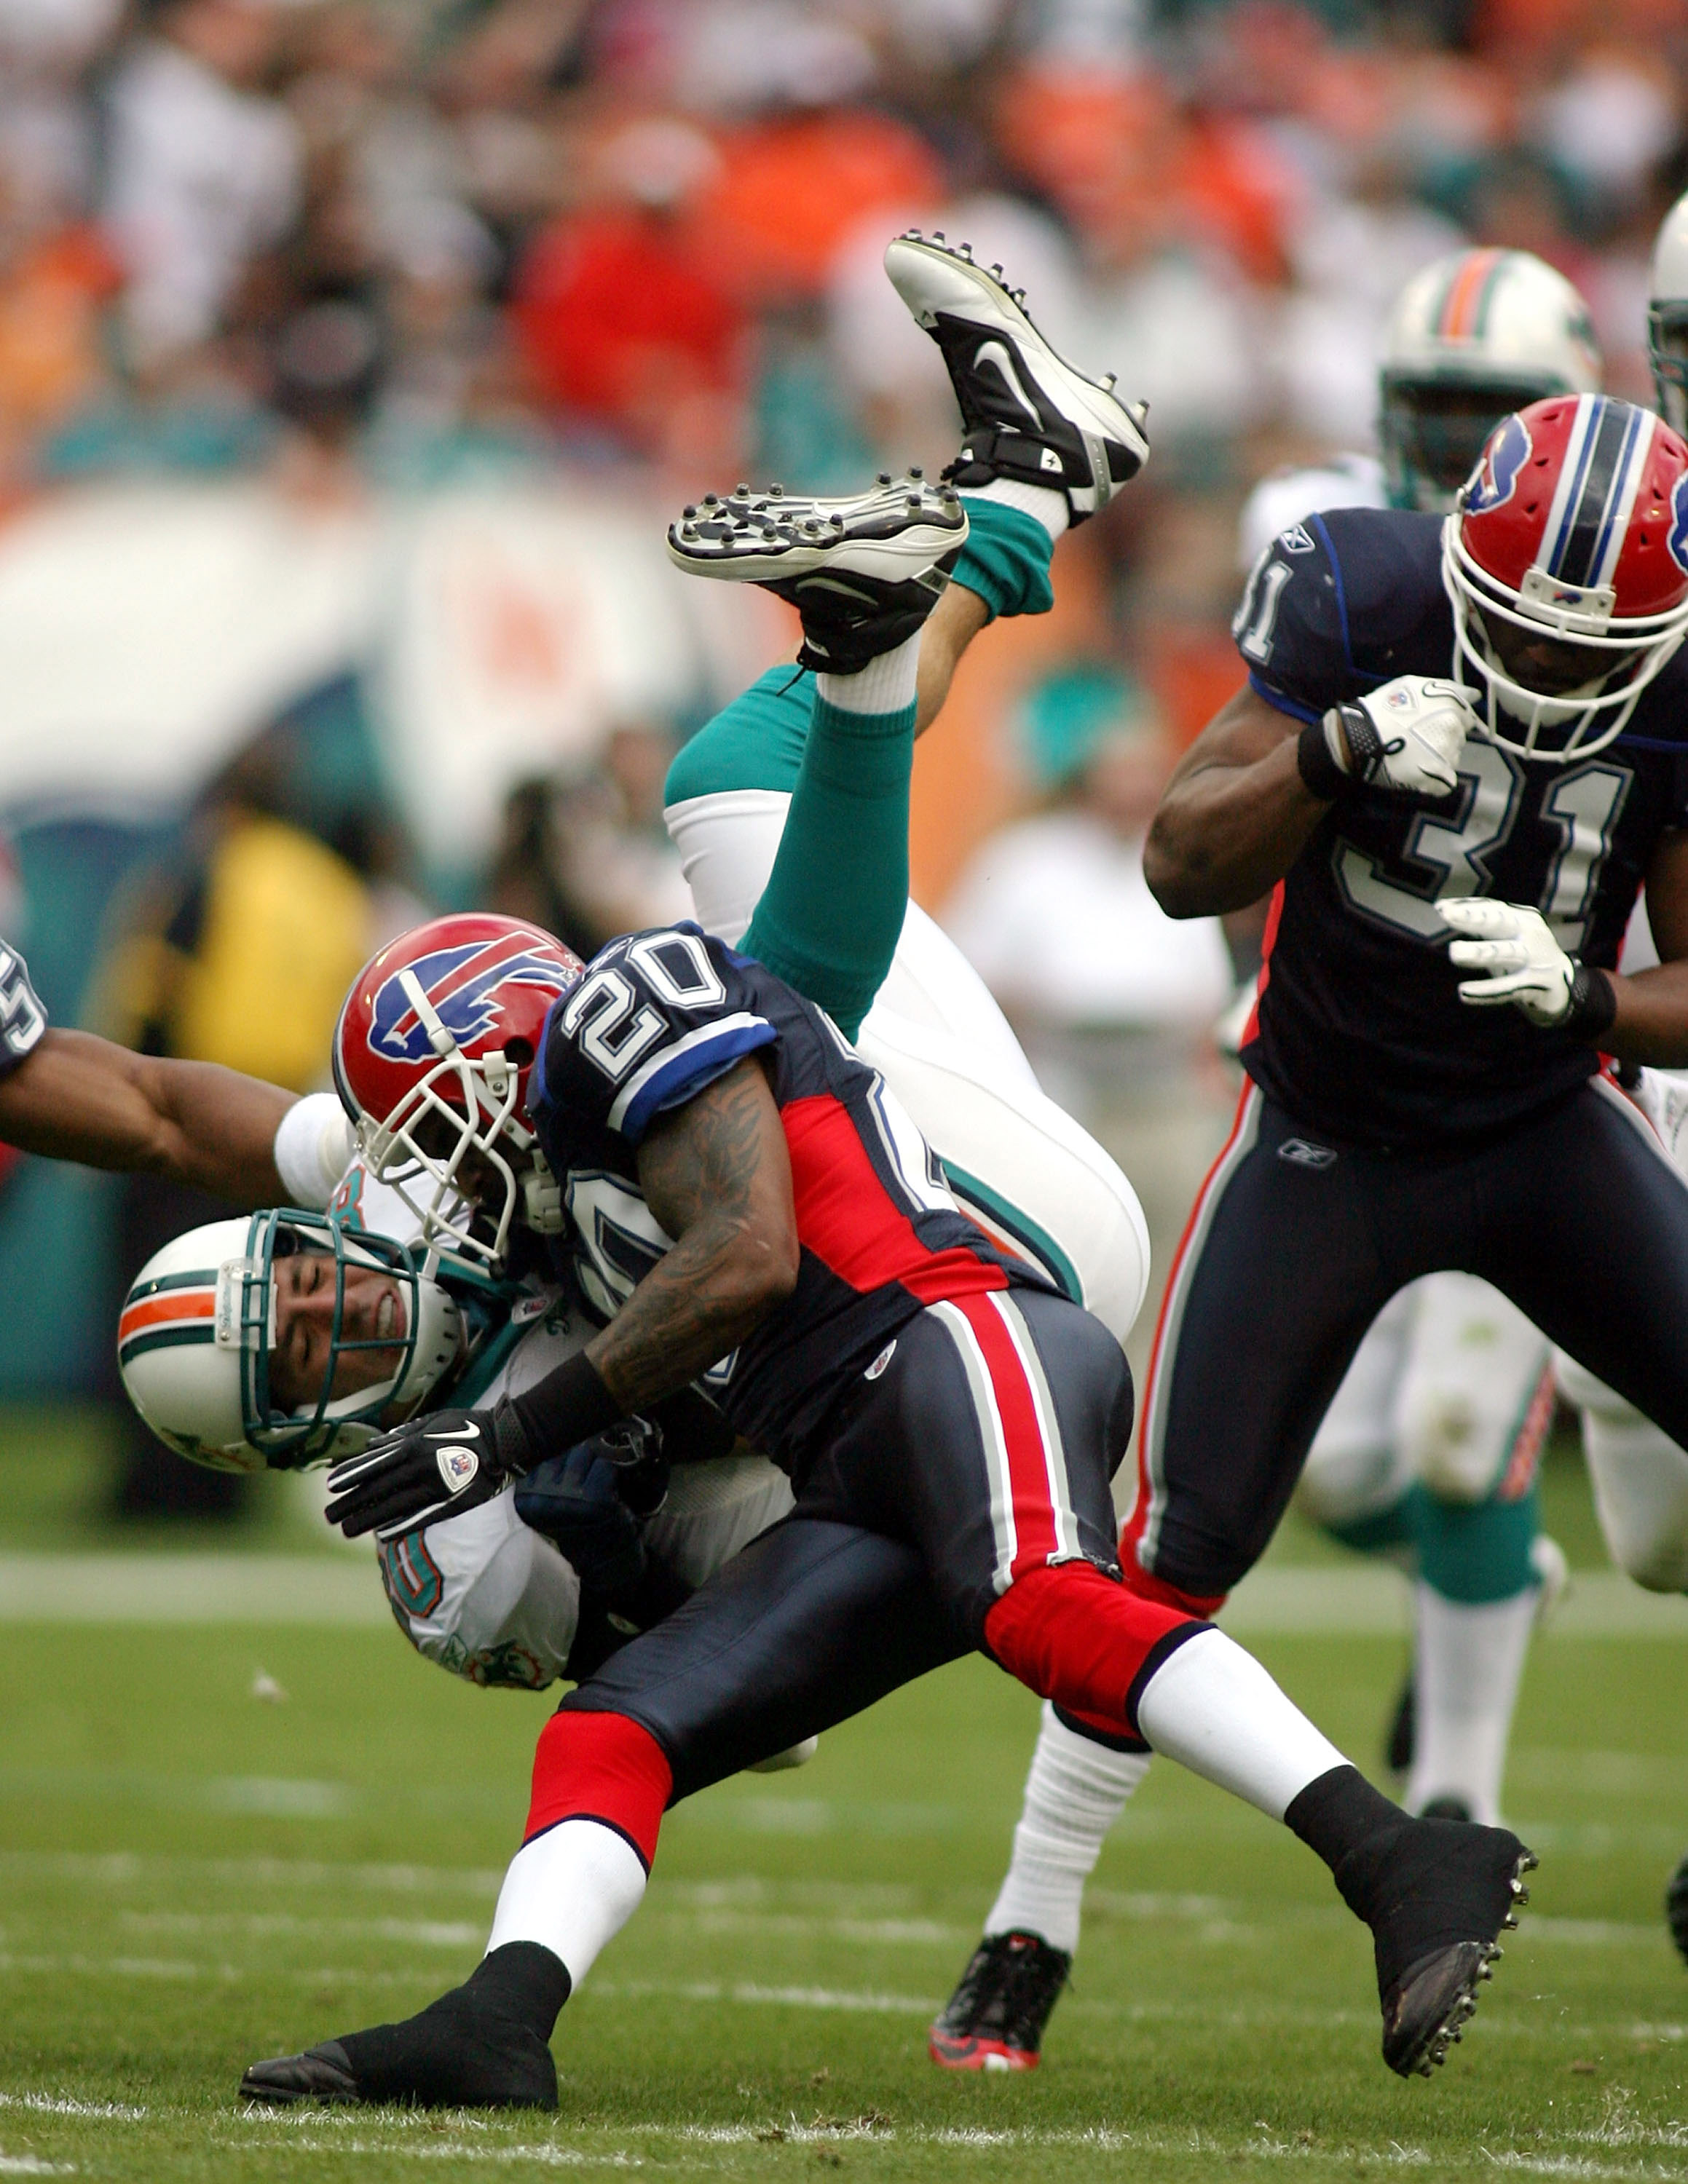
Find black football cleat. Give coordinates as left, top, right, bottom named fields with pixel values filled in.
left=928, top=1929, right=1072, bottom=2072
left=1664, top=1847, right=1688, bottom=1965
left=883, top=231, right=1148, bottom=523
left=1332, top=1814, right=1535, bottom=2078
left=239, top=1944, right=566, bottom=2109
left=667, top=473, right=967, bottom=675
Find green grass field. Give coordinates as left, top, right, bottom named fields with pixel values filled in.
left=4, top=1417, right=1688, bottom=2182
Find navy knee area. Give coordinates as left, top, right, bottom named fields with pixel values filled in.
left=558, top=1518, right=963, bottom=1803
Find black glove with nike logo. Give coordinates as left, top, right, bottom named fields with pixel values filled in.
left=325, top=1352, right=626, bottom=1540
left=325, top=1404, right=530, bottom=1539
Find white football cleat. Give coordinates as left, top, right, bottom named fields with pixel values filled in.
left=667, top=471, right=968, bottom=673
left=884, top=230, right=1149, bottom=522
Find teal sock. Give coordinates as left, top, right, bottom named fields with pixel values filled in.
left=953, top=497, right=1056, bottom=622
left=664, top=666, right=814, bottom=804
left=1410, top=1480, right=1540, bottom=1605
left=740, top=690, right=915, bottom=1040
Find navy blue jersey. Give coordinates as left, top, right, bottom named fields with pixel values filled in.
left=0, top=939, right=45, bottom=1080
left=530, top=923, right=1049, bottom=1476
left=1236, top=507, right=1688, bottom=1147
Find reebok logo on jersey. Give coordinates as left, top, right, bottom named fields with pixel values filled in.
left=436, top=1445, right=479, bottom=1492
left=1277, top=1138, right=1338, bottom=1170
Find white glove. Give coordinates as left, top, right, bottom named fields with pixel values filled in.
left=274, top=1091, right=357, bottom=1211
left=1313, top=676, right=1478, bottom=799
left=1438, top=898, right=1577, bottom=1024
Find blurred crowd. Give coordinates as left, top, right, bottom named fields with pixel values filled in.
left=9, top=0, right=1688, bottom=1483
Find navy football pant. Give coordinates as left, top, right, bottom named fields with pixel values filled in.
left=1123, top=1074, right=1688, bottom=1609
left=529, top=1291, right=1204, bottom=1830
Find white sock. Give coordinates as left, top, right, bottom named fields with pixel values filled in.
left=1405, top=1582, right=1536, bottom=1825
left=814, top=630, right=922, bottom=716
left=983, top=1701, right=1148, bottom=1955
left=484, top=1819, right=647, bottom=1990
left=1135, top=1628, right=1348, bottom=1821
left=964, top=478, right=1070, bottom=542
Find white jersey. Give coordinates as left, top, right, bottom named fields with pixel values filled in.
left=1236, top=453, right=1388, bottom=572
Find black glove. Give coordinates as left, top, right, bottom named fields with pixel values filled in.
left=326, top=1401, right=532, bottom=1539
left=515, top=1417, right=669, bottom=1594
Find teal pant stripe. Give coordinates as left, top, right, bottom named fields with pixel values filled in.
left=942, top=1160, right=1084, bottom=1305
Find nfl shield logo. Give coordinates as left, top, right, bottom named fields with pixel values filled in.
left=436, top=1444, right=480, bottom=1492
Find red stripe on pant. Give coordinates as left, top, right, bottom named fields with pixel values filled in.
left=524, top=1710, right=672, bottom=1870
left=947, top=1291, right=1062, bottom=1578
left=984, top=1562, right=1199, bottom=1738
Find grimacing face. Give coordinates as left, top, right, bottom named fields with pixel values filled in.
left=267, top=1249, right=408, bottom=1409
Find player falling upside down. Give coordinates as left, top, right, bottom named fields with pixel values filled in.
left=233, top=237, right=1533, bottom=2113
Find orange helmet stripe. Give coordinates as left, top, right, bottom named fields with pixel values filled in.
left=118, top=1289, right=216, bottom=1346
left=1439, top=248, right=1504, bottom=340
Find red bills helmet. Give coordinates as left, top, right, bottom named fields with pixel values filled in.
left=1443, top=392, right=1688, bottom=760
left=333, top=914, right=583, bottom=1270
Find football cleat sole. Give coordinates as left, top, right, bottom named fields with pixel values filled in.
left=1382, top=1849, right=1536, bottom=2078
left=666, top=472, right=967, bottom=585
left=928, top=2029, right=1041, bottom=2072
left=883, top=232, right=1148, bottom=515
left=1666, top=1846, right=1688, bottom=1966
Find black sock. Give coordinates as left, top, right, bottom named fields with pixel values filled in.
left=332, top=1944, right=572, bottom=2108
left=1285, top=1763, right=1403, bottom=1874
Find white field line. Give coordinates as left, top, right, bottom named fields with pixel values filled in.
left=117, top=1912, right=484, bottom=1948
left=0, top=1852, right=505, bottom=1898
left=0, top=2096, right=142, bottom=2121
left=0, top=1554, right=1682, bottom=1634
left=0, top=2160, right=76, bottom=2176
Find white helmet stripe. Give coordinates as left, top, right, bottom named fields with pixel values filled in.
left=1588, top=407, right=1655, bottom=590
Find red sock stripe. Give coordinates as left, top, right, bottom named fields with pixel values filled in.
left=983, top=1562, right=1196, bottom=1736
left=948, top=1291, right=1063, bottom=1578
left=524, top=1709, right=673, bottom=1869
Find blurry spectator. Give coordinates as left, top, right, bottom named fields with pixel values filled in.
left=943, top=663, right=1232, bottom=1036
left=103, top=0, right=304, bottom=376
left=486, top=719, right=690, bottom=957
left=90, top=719, right=406, bottom=1519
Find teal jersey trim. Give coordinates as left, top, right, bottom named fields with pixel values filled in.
left=942, top=1160, right=1083, bottom=1305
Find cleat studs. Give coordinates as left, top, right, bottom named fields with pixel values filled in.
left=933, top=229, right=945, bottom=241
left=1101, top=373, right=1117, bottom=390
left=1502, top=1913, right=1517, bottom=1930
left=907, top=494, right=922, bottom=509
left=702, top=491, right=719, bottom=507
left=958, top=241, right=973, bottom=258
left=768, top=482, right=784, bottom=497
left=735, top=481, right=750, bottom=496
left=990, top=262, right=1003, bottom=277
left=908, top=464, right=923, bottom=479
left=876, top=472, right=893, bottom=486
left=680, top=523, right=697, bottom=541
left=682, top=504, right=697, bottom=517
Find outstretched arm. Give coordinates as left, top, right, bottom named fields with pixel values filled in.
left=586, top=1056, right=799, bottom=1409
left=0, top=1028, right=292, bottom=1204
left=1143, top=684, right=1331, bottom=918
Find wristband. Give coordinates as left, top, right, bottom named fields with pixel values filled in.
left=505, top=1350, right=622, bottom=1468
left=1298, top=716, right=1352, bottom=801
left=1563, top=965, right=1617, bottom=1042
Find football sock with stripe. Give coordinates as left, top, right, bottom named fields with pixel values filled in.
left=982, top=1701, right=1148, bottom=1955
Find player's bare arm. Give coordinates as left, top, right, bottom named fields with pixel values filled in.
left=587, top=1056, right=799, bottom=1411
left=0, top=1028, right=293, bottom=1204
left=1143, top=685, right=1329, bottom=918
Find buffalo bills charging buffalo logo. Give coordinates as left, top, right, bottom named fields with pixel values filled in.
left=1463, top=411, right=1531, bottom=515
left=1669, top=471, right=1688, bottom=577
left=367, top=941, right=572, bottom=1064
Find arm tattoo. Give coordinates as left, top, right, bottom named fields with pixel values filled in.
left=586, top=1057, right=795, bottom=1411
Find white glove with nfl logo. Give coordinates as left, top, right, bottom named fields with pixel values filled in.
left=1311, top=675, right=1479, bottom=799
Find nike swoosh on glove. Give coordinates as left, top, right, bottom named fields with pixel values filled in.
left=326, top=1401, right=532, bottom=1540
left=1438, top=898, right=1577, bottom=1024
left=1317, top=676, right=1480, bottom=798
